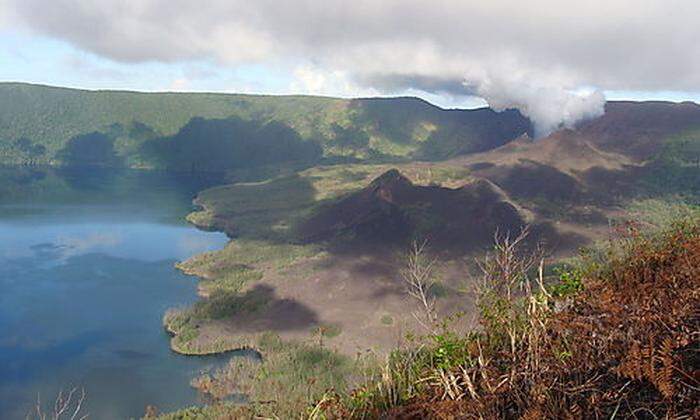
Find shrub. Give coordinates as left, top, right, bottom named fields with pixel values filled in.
left=323, top=216, right=700, bottom=419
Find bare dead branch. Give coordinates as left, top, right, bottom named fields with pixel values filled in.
left=28, top=387, right=88, bottom=420
left=400, top=238, right=439, bottom=333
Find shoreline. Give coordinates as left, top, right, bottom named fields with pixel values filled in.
left=165, top=198, right=249, bottom=356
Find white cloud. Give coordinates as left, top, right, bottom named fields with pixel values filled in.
left=168, top=77, right=190, bottom=91
left=290, top=65, right=378, bottom=98
left=56, top=232, right=122, bottom=257
left=62, top=53, right=129, bottom=80
left=3, top=0, right=699, bottom=133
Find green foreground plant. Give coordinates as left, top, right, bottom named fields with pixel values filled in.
left=315, top=215, right=700, bottom=418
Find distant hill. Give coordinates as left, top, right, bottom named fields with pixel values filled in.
left=452, top=101, right=700, bottom=203
left=0, top=83, right=530, bottom=170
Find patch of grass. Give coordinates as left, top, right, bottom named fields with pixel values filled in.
left=338, top=345, right=433, bottom=415
left=642, top=128, right=700, bottom=198
left=163, top=309, right=204, bottom=353
left=313, top=323, right=342, bottom=339
left=171, top=324, right=200, bottom=352
left=178, top=240, right=322, bottom=296
left=196, top=290, right=269, bottom=320
left=428, top=281, right=451, bottom=299
left=625, top=197, right=700, bottom=227
left=155, top=402, right=251, bottom=419
left=164, top=288, right=271, bottom=354
left=380, top=314, right=394, bottom=326
left=198, top=265, right=262, bottom=295
left=178, top=333, right=367, bottom=419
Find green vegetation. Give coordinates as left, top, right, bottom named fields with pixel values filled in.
left=549, top=265, right=584, bottom=297
left=177, top=240, right=320, bottom=296
left=164, top=286, right=272, bottom=354
left=625, top=197, right=700, bottom=226
left=644, top=127, right=700, bottom=199
left=0, top=83, right=529, bottom=168
left=304, top=213, right=700, bottom=418
left=158, top=334, right=363, bottom=419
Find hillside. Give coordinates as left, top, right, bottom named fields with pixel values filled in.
left=336, top=214, right=700, bottom=419
left=301, top=169, right=524, bottom=250
left=162, top=98, right=700, bottom=360
left=450, top=101, right=700, bottom=209
left=0, top=83, right=530, bottom=169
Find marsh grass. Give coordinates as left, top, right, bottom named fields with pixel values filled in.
left=161, top=333, right=367, bottom=419
left=178, top=240, right=322, bottom=296
left=164, top=288, right=271, bottom=354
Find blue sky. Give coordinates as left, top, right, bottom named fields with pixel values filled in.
left=0, top=31, right=292, bottom=95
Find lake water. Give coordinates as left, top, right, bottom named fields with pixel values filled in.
left=0, top=167, right=233, bottom=419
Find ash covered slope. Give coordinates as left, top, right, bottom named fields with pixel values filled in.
left=453, top=101, right=700, bottom=204
left=302, top=168, right=524, bottom=250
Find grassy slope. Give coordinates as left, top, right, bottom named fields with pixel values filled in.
left=0, top=83, right=529, bottom=167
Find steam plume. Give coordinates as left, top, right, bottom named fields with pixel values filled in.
left=465, top=72, right=606, bottom=137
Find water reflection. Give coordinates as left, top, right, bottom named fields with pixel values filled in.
left=0, top=167, right=238, bottom=419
